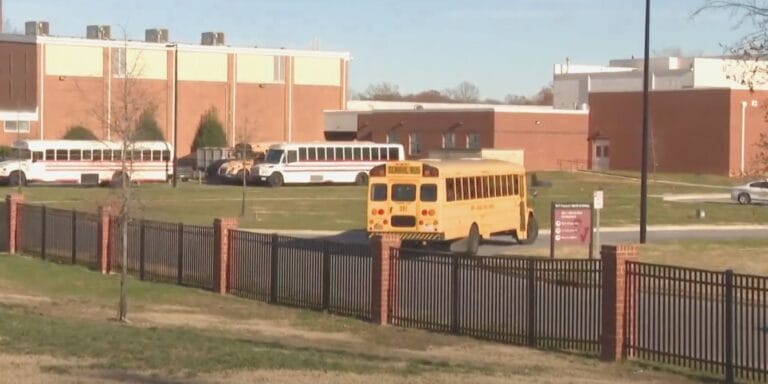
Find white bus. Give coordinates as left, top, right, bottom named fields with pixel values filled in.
left=251, top=142, right=405, bottom=187
left=0, top=140, right=173, bottom=186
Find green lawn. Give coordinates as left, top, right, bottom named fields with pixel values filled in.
left=0, top=171, right=763, bottom=230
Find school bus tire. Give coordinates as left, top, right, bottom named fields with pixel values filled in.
left=267, top=172, right=284, bottom=188
left=466, top=223, right=481, bottom=256
left=518, top=214, right=538, bottom=245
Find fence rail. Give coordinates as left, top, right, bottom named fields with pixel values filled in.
left=626, top=262, right=767, bottom=383
left=390, top=248, right=602, bottom=353
left=228, top=230, right=372, bottom=320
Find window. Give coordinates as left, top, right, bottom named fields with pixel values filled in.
left=113, top=47, right=127, bottom=77
left=334, top=147, right=343, bottom=161
left=370, top=184, right=387, bottom=201
left=4, top=121, right=30, bottom=133
left=45, top=150, right=55, bottom=161
left=353, top=148, right=362, bottom=160
left=344, top=147, right=352, bottom=161
left=162, top=150, right=171, bottom=161
left=442, top=132, right=455, bottom=149
left=495, top=175, right=503, bottom=196
left=462, top=178, right=470, bottom=200
left=602, top=146, right=610, bottom=157
left=316, top=147, right=326, bottom=161
left=308, top=147, right=316, bottom=161
left=466, top=133, right=480, bottom=149
left=596, top=146, right=603, bottom=157
left=32, top=152, right=43, bottom=162
left=514, top=175, right=520, bottom=195
left=299, top=147, right=308, bottom=161
left=56, top=149, right=68, bottom=161
left=392, top=184, right=416, bottom=202
left=469, top=177, right=477, bottom=199
left=273, top=56, right=285, bottom=82
left=489, top=176, right=496, bottom=198
left=387, top=131, right=400, bottom=144
left=409, top=133, right=421, bottom=155
left=446, top=179, right=456, bottom=202
left=287, top=150, right=297, bottom=163
left=70, top=150, right=81, bottom=161
left=363, top=147, right=371, bottom=161
left=113, top=150, right=122, bottom=161
left=152, top=150, right=162, bottom=161
left=93, top=150, right=102, bottom=161
left=388, top=147, right=400, bottom=160
left=142, top=151, right=152, bottom=161
left=371, top=147, right=380, bottom=161
left=420, top=184, right=437, bottom=202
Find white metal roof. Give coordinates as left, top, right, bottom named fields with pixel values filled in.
left=12, top=140, right=172, bottom=151
left=341, top=100, right=587, bottom=115
left=269, top=141, right=403, bottom=149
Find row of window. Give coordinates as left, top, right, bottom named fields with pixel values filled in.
left=386, top=132, right=481, bottom=156
left=445, top=174, right=522, bottom=202
left=3, top=121, right=31, bottom=134
left=34, top=149, right=171, bottom=162
left=295, top=146, right=401, bottom=162
left=370, top=183, right=437, bottom=202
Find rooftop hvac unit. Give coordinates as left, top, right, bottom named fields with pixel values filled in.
left=145, top=28, right=169, bottom=43
left=25, top=21, right=49, bottom=36
left=201, top=31, right=225, bottom=46
left=86, top=25, right=111, bottom=40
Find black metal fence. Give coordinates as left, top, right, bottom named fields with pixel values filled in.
left=16, top=204, right=100, bottom=268
left=110, top=219, right=215, bottom=290
left=626, top=262, right=767, bottom=383
left=228, top=231, right=372, bottom=320
left=389, top=248, right=602, bottom=353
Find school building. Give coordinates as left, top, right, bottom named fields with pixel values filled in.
left=0, top=21, right=349, bottom=156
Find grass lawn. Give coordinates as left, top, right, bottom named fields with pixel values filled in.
left=0, top=171, right=764, bottom=231
left=0, top=254, right=705, bottom=383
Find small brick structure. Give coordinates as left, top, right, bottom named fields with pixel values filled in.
left=6, top=193, right=24, bottom=254
left=213, top=217, right=238, bottom=294
left=370, top=234, right=402, bottom=325
left=600, top=244, right=639, bottom=361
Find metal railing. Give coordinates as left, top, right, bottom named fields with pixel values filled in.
left=389, top=248, right=602, bottom=353
left=228, top=231, right=372, bottom=320
left=626, top=262, right=767, bottom=383
left=16, top=204, right=99, bottom=269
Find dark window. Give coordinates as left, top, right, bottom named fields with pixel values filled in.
left=495, top=176, right=503, bottom=196
left=392, top=184, right=416, bottom=202
left=446, top=179, right=456, bottom=202
left=489, top=176, right=496, bottom=198
left=45, top=150, right=55, bottom=161
left=287, top=150, right=298, bottom=163
left=370, top=184, right=387, bottom=201
left=317, top=147, right=326, bottom=161
left=603, top=146, right=610, bottom=157
left=469, top=177, right=476, bottom=199
left=353, top=147, right=362, bottom=161
left=152, top=150, right=162, bottom=161
left=596, top=146, right=603, bottom=157
left=388, top=147, right=399, bottom=160
left=93, top=150, right=102, bottom=161
left=33, top=151, right=43, bottom=162
left=514, top=175, right=520, bottom=195
left=308, top=147, right=316, bottom=160
left=113, top=150, right=122, bottom=161
left=482, top=177, right=489, bottom=198
left=334, top=147, right=343, bottom=161
left=363, top=147, right=371, bottom=161
left=299, top=147, right=308, bottom=161
left=161, top=150, right=170, bottom=161
left=142, top=150, right=151, bottom=161
left=420, top=184, right=437, bottom=202
left=371, top=147, right=380, bottom=161
left=462, top=177, right=470, bottom=200
left=56, top=149, right=68, bottom=161
left=344, top=147, right=352, bottom=160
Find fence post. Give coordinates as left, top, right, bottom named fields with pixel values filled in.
left=97, top=206, right=112, bottom=274
left=451, top=255, right=460, bottom=334
left=527, top=258, right=536, bottom=347
left=177, top=223, right=184, bottom=285
left=40, top=205, right=46, bottom=260
left=6, top=194, right=24, bottom=254
left=213, top=217, right=238, bottom=294
left=139, top=220, right=145, bottom=280
left=71, top=210, right=77, bottom=264
left=270, top=234, right=279, bottom=304
left=370, top=234, right=401, bottom=325
left=600, top=244, right=639, bottom=361
left=321, top=242, right=331, bottom=311
left=724, top=269, right=735, bottom=384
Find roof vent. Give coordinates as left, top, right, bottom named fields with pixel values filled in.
left=86, top=25, right=111, bottom=40
left=145, top=28, right=169, bottom=43
left=414, top=104, right=424, bottom=111
left=201, top=32, right=225, bottom=46
left=25, top=21, right=49, bottom=36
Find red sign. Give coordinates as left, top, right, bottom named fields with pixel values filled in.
left=552, top=203, right=592, bottom=245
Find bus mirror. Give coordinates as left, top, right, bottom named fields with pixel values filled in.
left=370, top=165, right=386, bottom=177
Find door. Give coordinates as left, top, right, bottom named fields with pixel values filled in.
left=591, top=139, right=610, bottom=171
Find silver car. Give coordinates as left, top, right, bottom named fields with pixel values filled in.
left=731, top=180, right=768, bottom=205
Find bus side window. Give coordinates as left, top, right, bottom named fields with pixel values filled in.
left=142, top=150, right=151, bottom=161
left=299, top=147, right=308, bottom=161
left=353, top=148, right=362, bottom=161
left=308, top=147, right=316, bottom=161
left=33, top=152, right=43, bottom=162
left=445, top=179, right=455, bottom=202
left=45, top=150, right=55, bottom=161
left=344, top=147, right=352, bottom=161
left=467, top=177, right=475, bottom=199
left=504, top=175, right=513, bottom=195
left=334, top=147, right=343, bottom=161
left=70, top=150, right=82, bottom=161
left=388, top=147, right=399, bottom=160
left=113, top=150, right=122, bottom=161
left=462, top=178, right=469, bottom=200
left=317, top=147, right=326, bottom=161
left=371, top=147, right=380, bottom=161
left=514, top=175, right=520, bottom=195
left=488, top=176, right=496, bottom=198
left=93, top=150, right=102, bottom=161
left=363, top=147, right=371, bottom=161
left=152, top=150, right=161, bottom=161
left=287, top=150, right=298, bottom=163
left=482, top=177, right=489, bottom=198
left=56, top=149, right=68, bottom=161
left=494, top=176, right=502, bottom=196
left=82, top=150, right=92, bottom=161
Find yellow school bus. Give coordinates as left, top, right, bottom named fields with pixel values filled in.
left=367, top=159, right=537, bottom=254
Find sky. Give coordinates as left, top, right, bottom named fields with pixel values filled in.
left=2, top=0, right=753, bottom=99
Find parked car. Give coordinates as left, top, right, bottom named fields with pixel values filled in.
left=731, top=180, right=768, bottom=204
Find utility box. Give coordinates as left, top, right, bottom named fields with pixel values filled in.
left=25, top=21, right=49, bottom=36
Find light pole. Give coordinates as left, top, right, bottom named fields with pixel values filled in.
left=167, top=43, right=179, bottom=188
left=640, top=0, right=651, bottom=243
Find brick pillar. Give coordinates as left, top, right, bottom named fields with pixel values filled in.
left=213, top=217, right=238, bottom=294
left=371, top=234, right=401, bottom=325
left=6, top=193, right=24, bottom=254
left=600, top=244, right=639, bottom=361
left=98, top=205, right=112, bottom=274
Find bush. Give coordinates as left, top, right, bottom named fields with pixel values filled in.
left=62, top=125, right=98, bottom=140
left=134, top=107, right=165, bottom=141
left=191, top=107, right=227, bottom=152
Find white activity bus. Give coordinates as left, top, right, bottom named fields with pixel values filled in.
left=251, top=142, right=405, bottom=187
left=0, top=140, right=173, bottom=186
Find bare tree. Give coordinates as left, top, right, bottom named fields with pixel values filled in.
left=446, top=81, right=480, bottom=103
left=360, top=82, right=401, bottom=101
left=504, top=85, right=553, bottom=105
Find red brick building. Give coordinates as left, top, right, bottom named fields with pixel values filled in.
left=0, top=24, right=349, bottom=156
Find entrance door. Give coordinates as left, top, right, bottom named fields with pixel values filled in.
left=591, top=139, right=610, bottom=171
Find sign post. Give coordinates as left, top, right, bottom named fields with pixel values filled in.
left=550, top=202, right=593, bottom=259
left=592, top=190, right=604, bottom=260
